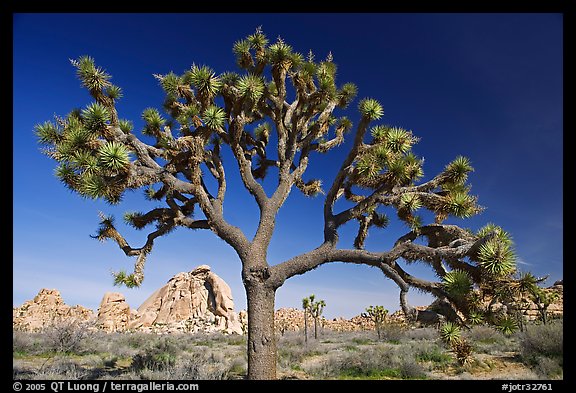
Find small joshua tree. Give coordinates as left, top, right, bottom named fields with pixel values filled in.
left=36, top=28, right=523, bottom=379
left=303, top=295, right=325, bottom=339
left=364, top=305, right=388, bottom=339
left=302, top=297, right=310, bottom=344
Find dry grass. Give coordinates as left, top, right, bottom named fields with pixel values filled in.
left=13, top=320, right=562, bottom=380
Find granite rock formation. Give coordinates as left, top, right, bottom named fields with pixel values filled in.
left=13, top=289, right=94, bottom=331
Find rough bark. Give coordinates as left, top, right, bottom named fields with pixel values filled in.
left=245, top=281, right=277, bottom=380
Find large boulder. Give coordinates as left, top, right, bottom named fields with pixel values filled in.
left=130, top=265, right=243, bottom=334
left=96, top=292, right=131, bottom=332
left=13, top=289, right=94, bottom=331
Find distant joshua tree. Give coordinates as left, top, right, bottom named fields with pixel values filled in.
left=364, top=305, right=388, bottom=339
left=36, top=28, right=523, bottom=379
left=302, top=297, right=310, bottom=344
left=303, top=295, right=325, bottom=339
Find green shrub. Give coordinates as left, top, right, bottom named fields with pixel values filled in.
left=131, top=337, right=180, bottom=371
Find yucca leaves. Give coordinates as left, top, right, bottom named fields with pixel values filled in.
left=203, top=105, right=226, bottom=129
left=477, top=223, right=513, bottom=245
left=124, top=211, right=147, bottom=229
left=220, top=71, right=240, bottom=86
left=444, top=156, right=473, bottom=184
left=72, top=150, right=99, bottom=174
left=386, top=158, right=410, bottom=183
left=442, top=190, right=478, bottom=218
left=478, top=238, right=516, bottom=276
left=517, top=271, right=539, bottom=293
left=72, top=55, right=111, bottom=92
left=81, top=102, right=110, bottom=132
left=35, top=121, right=63, bottom=145
left=185, top=64, right=221, bottom=99
left=106, top=85, right=123, bottom=100
left=118, top=119, right=133, bottom=134
left=237, top=74, right=265, bottom=102
left=54, top=163, right=79, bottom=188
left=112, top=270, right=140, bottom=288
left=335, top=117, right=353, bottom=133
left=247, top=30, right=269, bottom=50
left=399, top=193, right=422, bottom=212
left=386, top=127, right=416, bottom=154
left=495, top=315, right=518, bottom=335
left=356, top=154, right=382, bottom=179
left=157, top=72, right=182, bottom=98
left=268, top=39, right=294, bottom=70
left=233, top=39, right=253, bottom=68
left=404, top=152, right=424, bottom=181
left=358, top=98, right=384, bottom=120
left=142, top=108, right=165, bottom=134
left=80, top=174, right=108, bottom=199
left=443, top=270, right=473, bottom=298
left=370, top=125, right=391, bottom=142
left=440, top=322, right=462, bottom=345
left=65, top=125, right=95, bottom=149
left=98, top=141, right=130, bottom=172
left=371, top=212, right=389, bottom=228
left=468, top=311, right=485, bottom=325
left=451, top=339, right=474, bottom=365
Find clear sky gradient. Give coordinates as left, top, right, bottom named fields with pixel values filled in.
left=13, top=13, right=563, bottom=319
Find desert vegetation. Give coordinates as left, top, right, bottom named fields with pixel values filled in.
left=13, top=319, right=562, bottom=380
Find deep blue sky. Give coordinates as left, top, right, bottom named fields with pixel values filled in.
left=13, top=13, right=563, bottom=318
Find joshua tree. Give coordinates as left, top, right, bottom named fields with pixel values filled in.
left=302, top=297, right=310, bottom=344
left=364, top=305, right=388, bottom=339
left=36, top=29, right=521, bottom=379
left=303, top=295, right=325, bottom=339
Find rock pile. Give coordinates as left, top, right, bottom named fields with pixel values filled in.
left=96, top=292, right=132, bottom=332
left=128, top=265, right=242, bottom=334
left=274, top=308, right=377, bottom=333
left=13, top=289, right=93, bottom=331
left=14, top=265, right=243, bottom=335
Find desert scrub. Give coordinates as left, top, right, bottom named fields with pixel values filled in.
left=277, top=340, right=326, bottom=372
left=131, top=336, right=180, bottom=372
left=403, top=327, right=438, bottom=341
left=306, top=342, right=427, bottom=380
left=519, top=321, right=563, bottom=379
left=378, top=323, right=406, bottom=343
left=464, top=325, right=517, bottom=355
left=13, top=331, right=49, bottom=356
left=415, top=342, right=453, bottom=371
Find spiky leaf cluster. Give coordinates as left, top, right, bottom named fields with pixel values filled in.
left=358, top=98, right=384, bottom=120
left=203, top=105, right=226, bottom=130
left=440, top=322, right=462, bottom=345
left=185, top=64, right=222, bottom=103
left=237, top=74, right=265, bottom=103
left=112, top=270, right=140, bottom=288
left=474, top=224, right=516, bottom=276
left=72, top=56, right=111, bottom=93
left=494, top=315, right=518, bottom=335
left=36, top=103, right=131, bottom=204
left=443, top=270, right=473, bottom=298
left=351, top=126, right=423, bottom=194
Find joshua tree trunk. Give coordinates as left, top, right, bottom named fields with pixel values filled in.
left=245, top=281, right=277, bottom=380
left=304, top=309, right=308, bottom=344
left=314, top=318, right=318, bottom=339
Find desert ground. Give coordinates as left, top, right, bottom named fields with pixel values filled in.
left=13, top=320, right=562, bottom=380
